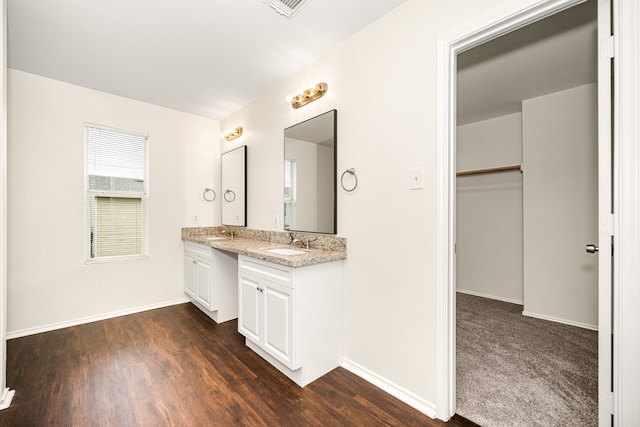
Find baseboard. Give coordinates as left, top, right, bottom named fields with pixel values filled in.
left=456, top=288, right=524, bottom=305
left=6, top=297, right=190, bottom=339
left=522, top=310, right=598, bottom=331
left=0, top=387, right=15, bottom=410
left=340, top=358, right=437, bottom=419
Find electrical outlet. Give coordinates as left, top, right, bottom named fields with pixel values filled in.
left=274, top=215, right=279, bottom=228
left=193, top=214, right=199, bottom=223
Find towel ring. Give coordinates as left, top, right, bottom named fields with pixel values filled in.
left=224, top=189, right=236, bottom=202
left=340, top=168, right=358, bottom=192
left=203, top=188, right=216, bottom=202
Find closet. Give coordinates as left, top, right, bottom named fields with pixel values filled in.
left=456, top=83, right=598, bottom=328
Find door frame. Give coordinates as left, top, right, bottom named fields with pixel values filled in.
left=613, top=1, right=640, bottom=423
left=434, top=0, right=623, bottom=422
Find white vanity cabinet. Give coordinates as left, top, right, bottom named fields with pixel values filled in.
left=237, top=254, right=342, bottom=387
left=184, top=241, right=238, bottom=323
left=238, top=261, right=297, bottom=369
left=184, top=244, right=212, bottom=308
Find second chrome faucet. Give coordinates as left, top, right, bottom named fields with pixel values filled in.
left=289, top=233, right=309, bottom=249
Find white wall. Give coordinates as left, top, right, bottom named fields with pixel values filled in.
left=457, top=113, right=523, bottom=172
left=456, top=113, right=523, bottom=303
left=522, top=83, right=598, bottom=328
left=220, top=0, right=514, bottom=410
left=7, top=69, right=220, bottom=335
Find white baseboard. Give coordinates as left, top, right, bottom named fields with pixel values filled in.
left=6, top=297, right=190, bottom=339
left=456, top=288, right=524, bottom=305
left=0, top=388, right=15, bottom=410
left=340, top=358, right=437, bottom=419
left=521, top=310, right=598, bottom=331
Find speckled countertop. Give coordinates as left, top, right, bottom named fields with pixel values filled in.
left=182, top=226, right=347, bottom=268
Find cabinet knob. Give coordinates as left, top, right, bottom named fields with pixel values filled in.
left=193, top=260, right=197, bottom=264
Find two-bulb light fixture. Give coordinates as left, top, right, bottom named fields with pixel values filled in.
left=222, top=127, right=243, bottom=142
left=287, top=82, right=328, bottom=109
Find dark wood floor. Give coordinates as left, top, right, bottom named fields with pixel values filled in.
left=0, top=303, right=476, bottom=426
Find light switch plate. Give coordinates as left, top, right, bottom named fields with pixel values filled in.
left=410, top=167, right=424, bottom=190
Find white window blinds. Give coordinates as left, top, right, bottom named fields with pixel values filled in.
left=86, top=125, right=147, bottom=260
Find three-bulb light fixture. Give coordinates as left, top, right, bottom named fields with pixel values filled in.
left=288, top=82, right=328, bottom=109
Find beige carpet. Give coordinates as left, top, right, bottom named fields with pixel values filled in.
left=456, top=293, right=598, bottom=426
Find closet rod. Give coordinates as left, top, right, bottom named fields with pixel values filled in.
left=456, top=165, right=522, bottom=177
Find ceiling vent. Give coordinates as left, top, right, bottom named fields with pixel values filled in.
left=262, top=0, right=311, bottom=19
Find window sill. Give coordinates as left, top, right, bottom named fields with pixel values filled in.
left=85, top=255, right=149, bottom=265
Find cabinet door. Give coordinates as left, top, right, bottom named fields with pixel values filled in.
left=195, top=256, right=212, bottom=309
left=184, top=252, right=197, bottom=298
left=238, top=273, right=260, bottom=344
left=263, top=281, right=297, bottom=370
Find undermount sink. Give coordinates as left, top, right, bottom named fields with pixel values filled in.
left=203, top=236, right=228, bottom=241
left=265, top=247, right=307, bottom=256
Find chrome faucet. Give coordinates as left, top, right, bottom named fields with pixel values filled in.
left=291, top=238, right=309, bottom=250
left=289, top=233, right=309, bottom=249
left=221, top=228, right=234, bottom=240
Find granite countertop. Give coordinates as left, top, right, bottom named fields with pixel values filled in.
left=182, top=227, right=347, bottom=268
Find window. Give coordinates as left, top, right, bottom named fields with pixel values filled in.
left=86, top=125, right=148, bottom=261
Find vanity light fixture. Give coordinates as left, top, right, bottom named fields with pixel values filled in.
left=290, top=82, right=328, bottom=109
left=223, top=127, right=243, bottom=142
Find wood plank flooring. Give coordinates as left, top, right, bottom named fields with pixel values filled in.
left=0, top=303, right=476, bottom=426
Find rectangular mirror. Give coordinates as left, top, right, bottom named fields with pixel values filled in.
left=221, top=145, right=247, bottom=226
left=284, top=110, right=336, bottom=234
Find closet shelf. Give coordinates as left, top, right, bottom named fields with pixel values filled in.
left=456, top=164, right=522, bottom=177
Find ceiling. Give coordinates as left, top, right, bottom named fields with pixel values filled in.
left=7, top=1, right=598, bottom=125
left=7, top=0, right=406, bottom=121
left=457, top=0, right=597, bottom=125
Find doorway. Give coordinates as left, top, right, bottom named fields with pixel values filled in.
left=454, top=4, right=598, bottom=423
left=435, top=0, right=614, bottom=424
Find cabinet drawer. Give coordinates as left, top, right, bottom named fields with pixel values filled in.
left=184, top=241, right=213, bottom=259
left=238, top=255, right=293, bottom=288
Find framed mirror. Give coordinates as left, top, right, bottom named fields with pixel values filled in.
left=284, top=109, right=336, bottom=234
left=221, top=145, right=247, bottom=226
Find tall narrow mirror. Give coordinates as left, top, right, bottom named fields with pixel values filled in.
left=284, top=110, right=336, bottom=234
left=221, top=145, right=247, bottom=226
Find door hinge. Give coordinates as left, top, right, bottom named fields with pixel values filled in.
left=600, top=35, right=615, bottom=59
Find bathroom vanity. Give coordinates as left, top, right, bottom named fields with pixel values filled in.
left=182, top=227, right=346, bottom=387
left=238, top=254, right=342, bottom=386
left=183, top=241, right=238, bottom=323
